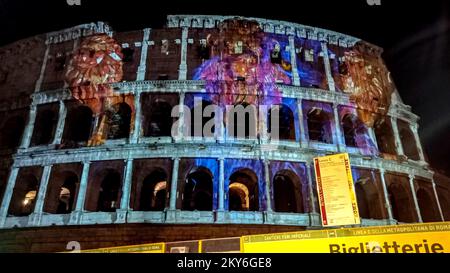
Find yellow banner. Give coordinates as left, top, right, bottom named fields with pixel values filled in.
left=81, top=242, right=165, bottom=253
left=241, top=222, right=450, bottom=253
left=314, top=153, right=360, bottom=227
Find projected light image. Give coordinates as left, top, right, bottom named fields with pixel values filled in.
left=0, top=13, right=447, bottom=253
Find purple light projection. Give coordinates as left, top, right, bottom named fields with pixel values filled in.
left=339, top=106, right=379, bottom=156
left=224, top=159, right=265, bottom=211
left=295, top=37, right=327, bottom=89
left=268, top=161, right=311, bottom=212
left=302, top=100, right=334, bottom=144
left=193, top=19, right=292, bottom=108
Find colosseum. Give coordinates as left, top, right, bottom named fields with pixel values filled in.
left=0, top=15, right=449, bottom=252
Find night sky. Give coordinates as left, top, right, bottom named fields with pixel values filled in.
left=0, top=0, right=449, bottom=175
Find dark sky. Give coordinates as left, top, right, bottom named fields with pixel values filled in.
left=0, top=0, right=449, bottom=175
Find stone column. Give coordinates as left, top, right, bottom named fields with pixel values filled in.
left=119, top=159, right=133, bottom=210
left=320, top=42, right=336, bottom=91
left=391, top=117, right=405, bottom=156
left=34, top=44, right=50, bottom=92
left=29, top=164, right=53, bottom=226
left=116, top=159, right=133, bottom=223
left=178, top=27, right=188, bottom=80
left=175, top=92, right=186, bottom=142
left=263, top=160, right=272, bottom=212
left=306, top=162, right=317, bottom=214
left=52, top=100, right=67, bottom=145
left=0, top=167, right=19, bottom=227
left=130, top=91, right=142, bottom=144
left=379, top=169, right=394, bottom=222
left=367, top=127, right=379, bottom=150
left=169, top=158, right=180, bottom=210
left=297, top=99, right=308, bottom=148
left=20, top=104, right=37, bottom=149
left=69, top=161, right=90, bottom=224
left=431, top=179, right=445, bottom=221
left=137, top=28, right=151, bottom=81
left=408, top=174, right=423, bottom=223
left=332, top=104, right=346, bottom=152
left=218, top=158, right=225, bottom=211
left=288, top=36, right=300, bottom=86
left=411, top=124, right=426, bottom=163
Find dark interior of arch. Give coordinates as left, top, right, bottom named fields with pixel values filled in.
left=228, top=185, right=247, bottom=211
left=0, top=116, right=25, bottom=150
left=139, top=169, right=168, bottom=211
left=56, top=174, right=78, bottom=214
left=145, top=101, right=173, bottom=137
left=107, top=103, right=132, bottom=140
left=388, top=183, right=416, bottom=223
left=268, top=105, right=296, bottom=141
left=307, top=109, right=332, bottom=143
left=438, top=192, right=450, bottom=221
left=62, top=105, right=93, bottom=145
left=97, top=171, right=121, bottom=212
left=182, top=169, right=213, bottom=211
left=342, top=114, right=368, bottom=148
left=273, top=172, right=302, bottom=213
left=8, top=174, right=39, bottom=216
left=355, top=183, right=370, bottom=219
left=417, top=188, right=440, bottom=222
left=398, top=119, right=420, bottom=161
left=229, top=170, right=259, bottom=211
left=374, top=119, right=397, bottom=155
left=31, top=107, right=58, bottom=146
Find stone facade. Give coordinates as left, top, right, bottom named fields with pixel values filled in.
left=0, top=16, right=448, bottom=252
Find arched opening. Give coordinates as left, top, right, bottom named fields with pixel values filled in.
left=342, top=114, right=368, bottom=148
left=56, top=174, right=78, bottom=214
left=191, top=100, right=215, bottom=138
left=229, top=182, right=249, bottom=211
left=0, top=170, right=7, bottom=202
left=374, top=119, right=397, bottom=155
left=417, top=189, right=440, bottom=222
left=268, top=105, right=296, bottom=141
left=31, top=109, right=58, bottom=146
left=438, top=192, right=450, bottom=221
left=63, top=105, right=93, bottom=143
left=96, top=171, right=121, bottom=212
left=353, top=174, right=385, bottom=220
left=388, top=183, right=416, bottom=223
left=145, top=101, right=173, bottom=137
left=106, top=103, right=132, bottom=140
left=228, top=169, right=259, bottom=211
left=399, top=127, right=420, bottom=161
left=139, top=169, right=168, bottom=211
left=307, top=108, right=332, bottom=143
left=9, top=174, right=39, bottom=216
left=273, top=170, right=303, bottom=213
left=182, top=168, right=213, bottom=211
left=355, top=183, right=370, bottom=219
left=0, top=116, right=25, bottom=150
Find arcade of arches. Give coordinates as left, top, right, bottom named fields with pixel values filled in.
left=0, top=95, right=430, bottom=168
left=4, top=159, right=447, bottom=225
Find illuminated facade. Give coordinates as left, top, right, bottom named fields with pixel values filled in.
left=0, top=16, right=449, bottom=252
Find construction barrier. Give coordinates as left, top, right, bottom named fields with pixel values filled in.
left=77, top=222, right=450, bottom=253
